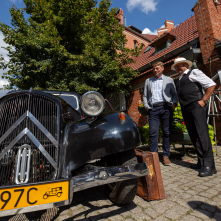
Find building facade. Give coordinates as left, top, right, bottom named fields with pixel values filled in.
left=125, top=0, right=221, bottom=142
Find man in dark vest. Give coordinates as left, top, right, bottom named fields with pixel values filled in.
left=171, top=57, right=216, bottom=177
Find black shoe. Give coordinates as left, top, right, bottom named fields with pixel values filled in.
left=198, top=167, right=217, bottom=177
left=190, top=164, right=202, bottom=169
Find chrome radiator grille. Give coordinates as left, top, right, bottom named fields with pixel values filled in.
left=0, top=93, right=60, bottom=186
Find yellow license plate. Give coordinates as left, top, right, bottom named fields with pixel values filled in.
left=0, top=180, right=69, bottom=212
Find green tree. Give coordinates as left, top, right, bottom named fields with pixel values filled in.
left=0, top=0, right=140, bottom=95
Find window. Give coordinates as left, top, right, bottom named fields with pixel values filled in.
left=134, top=40, right=138, bottom=48
left=156, top=42, right=167, bottom=52
left=149, top=33, right=176, bottom=54
left=144, top=46, right=152, bottom=53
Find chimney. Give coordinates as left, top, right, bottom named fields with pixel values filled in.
left=116, top=8, right=124, bottom=25
left=192, top=0, right=221, bottom=64
left=165, top=20, right=174, bottom=32
left=157, top=20, right=174, bottom=36
left=157, top=27, right=168, bottom=36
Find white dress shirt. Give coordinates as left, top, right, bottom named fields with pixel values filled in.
left=179, top=69, right=216, bottom=89
left=151, top=75, right=166, bottom=105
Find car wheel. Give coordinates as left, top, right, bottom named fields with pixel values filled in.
left=107, top=149, right=138, bottom=205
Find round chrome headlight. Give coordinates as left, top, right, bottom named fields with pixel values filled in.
left=81, top=91, right=105, bottom=116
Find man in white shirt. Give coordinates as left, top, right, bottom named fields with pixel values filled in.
left=143, top=61, right=178, bottom=165
left=172, top=57, right=216, bottom=177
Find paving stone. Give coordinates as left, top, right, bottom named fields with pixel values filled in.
left=97, top=199, right=112, bottom=207
left=131, top=213, right=150, bottom=221
left=137, top=200, right=152, bottom=209
left=69, top=204, right=84, bottom=211
left=191, top=195, right=210, bottom=204
left=129, top=206, right=143, bottom=214
left=151, top=200, right=176, bottom=214
left=73, top=216, right=89, bottom=221
left=214, top=212, right=221, bottom=220
left=153, top=216, right=168, bottom=221
left=191, top=209, right=213, bottom=219
left=175, top=192, right=192, bottom=199
left=58, top=215, right=70, bottom=221
left=179, top=215, right=202, bottom=221
left=198, top=191, right=215, bottom=198
left=163, top=205, right=189, bottom=220
left=58, top=209, right=71, bottom=216
left=211, top=196, right=221, bottom=202
left=200, top=203, right=218, bottom=213
left=133, top=196, right=144, bottom=204
left=144, top=208, right=159, bottom=219
left=108, top=214, right=125, bottom=221
left=98, top=207, right=112, bottom=216
left=120, top=210, right=132, bottom=218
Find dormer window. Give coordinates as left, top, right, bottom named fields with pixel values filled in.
left=149, top=33, right=176, bottom=54
left=156, top=42, right=167, bottom=52
left=144, top=46, right=152, bottom=53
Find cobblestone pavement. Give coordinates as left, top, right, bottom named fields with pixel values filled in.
left=2, top=146, right=221, bottom=221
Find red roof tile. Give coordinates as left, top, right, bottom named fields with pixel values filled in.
left=142, top=34, right=158, bottom=41
left=130, top=16, right=198, bottom=73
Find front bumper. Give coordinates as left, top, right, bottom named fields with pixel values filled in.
left=0, top=162, right=148, bottom=217
left=71, top=162, right=148, bottom=192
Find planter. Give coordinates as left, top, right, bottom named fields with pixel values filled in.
left=171, top=132, right=191, bottom=144
left=138, top=106, right=148, bottom=116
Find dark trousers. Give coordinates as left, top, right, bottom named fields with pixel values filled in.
left=149, top=105, right=173, bottom=157
left=181, top=101, right=215, bottom=168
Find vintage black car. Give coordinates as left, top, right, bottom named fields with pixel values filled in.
left=0, top=89, right=148, bottom=215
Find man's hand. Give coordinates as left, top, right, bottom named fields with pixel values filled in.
left=198, top=100, right=205, bottom=107
left=172, top=103, right=176, bottom=111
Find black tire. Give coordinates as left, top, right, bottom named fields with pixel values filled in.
left=107, top=149, right=138, bottom=205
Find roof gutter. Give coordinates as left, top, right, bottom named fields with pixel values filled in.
left=137, top=38, right=199, bottom=73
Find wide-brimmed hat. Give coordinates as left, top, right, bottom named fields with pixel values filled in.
left=171, top=57, right=193, bottom=71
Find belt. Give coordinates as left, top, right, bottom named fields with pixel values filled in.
left=153, top=102, right=167, bottom=107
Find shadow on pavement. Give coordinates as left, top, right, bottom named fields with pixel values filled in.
left=51, top=186, right=137, bottom=221
left=188, top=201, right=221, bottom=220
left=137, top=144, right=199, bottom=169
left=3, top=186, right=137, bottom=221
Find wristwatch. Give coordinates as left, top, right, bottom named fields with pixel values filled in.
left=203, top=100, right=209, bottom=105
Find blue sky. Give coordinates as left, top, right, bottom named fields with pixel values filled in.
left=0, top=0, right=196, bottom=96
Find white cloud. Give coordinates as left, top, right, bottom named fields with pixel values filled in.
left=142, top=24, right=165, bottom=35
left=0, top=32, right=10, bottom=89
left=142, top=28, right=158, bottom=35
left=9, top=0, right=22, bottom=3
left=0, top=32, right=10, bottom=62
left=127, top=0, right=158, bottom=14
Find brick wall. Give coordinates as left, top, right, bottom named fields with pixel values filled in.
left=193, top=0, right=221, bottom=65
left=123, top=30, right=149, bottom=49
left=193, top=0, right=221, bottom=143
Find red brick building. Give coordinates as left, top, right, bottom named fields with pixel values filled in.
left=125, top=0, right=221, bottom=142
left=116, top=9, right=154, bottom=50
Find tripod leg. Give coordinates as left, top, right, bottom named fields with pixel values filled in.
left=207, top=97, right=212, bottom=124
left=213, top=99, right=218, bottom=115
left=214, top=93, right=221, bottom=103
